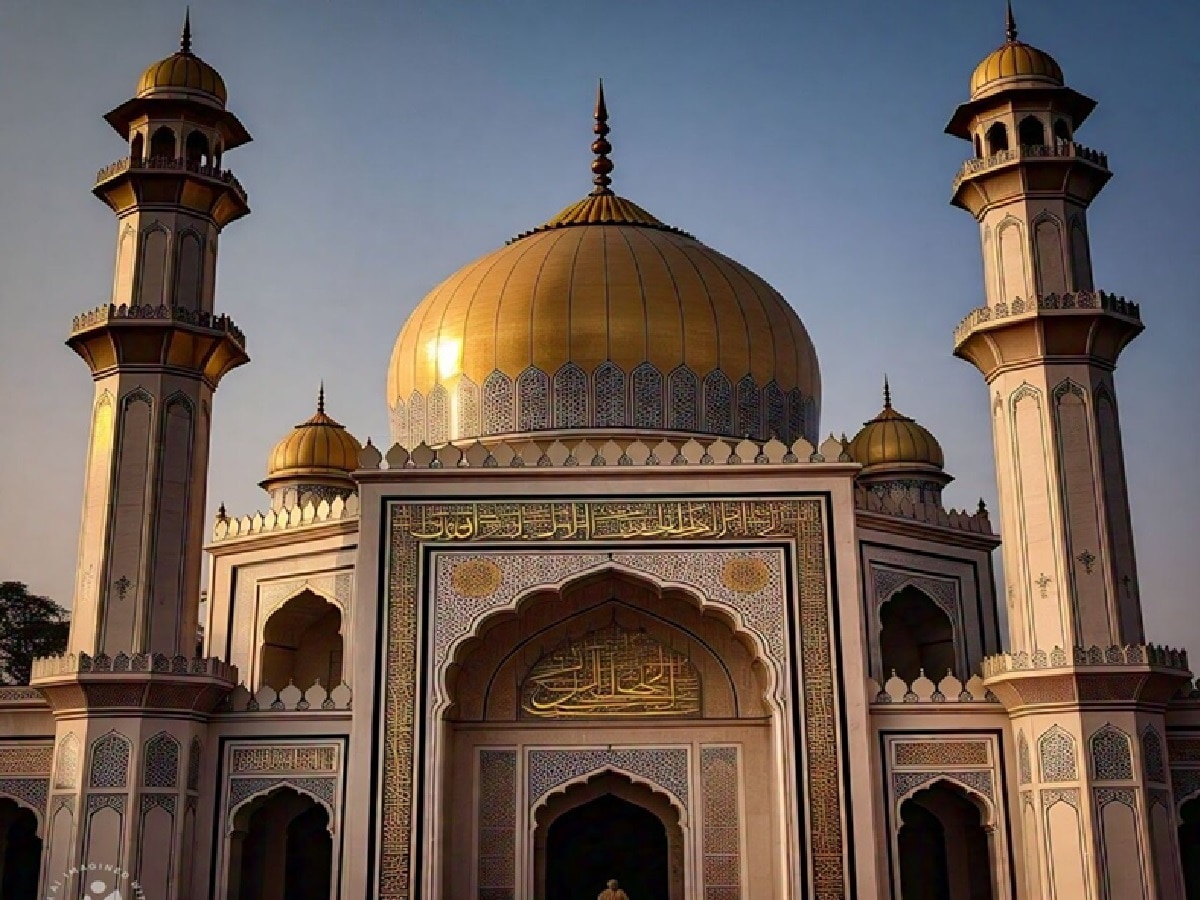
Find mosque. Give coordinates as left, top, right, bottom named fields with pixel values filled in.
left=1, top=6, right=1199, bottom=900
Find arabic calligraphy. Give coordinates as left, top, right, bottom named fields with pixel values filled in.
left=405, top=500, right=799, bottom=542
left=521, top=625, right=701, bottom=719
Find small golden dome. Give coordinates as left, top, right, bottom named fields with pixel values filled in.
left=969, top=6, right=1063, bottom=100
left=848, top=381, right=944, bottom=470
left=266, top=388, right=362, bottom=479
left=136, top=13, right=227, bottom=106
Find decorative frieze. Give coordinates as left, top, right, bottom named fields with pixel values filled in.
left=230, top=746, right=337, bottom=774
left=476, top=750, right=516, bottom=900
left=0, top=745, right=53, bottom=775
left=701, top=747, right=742, bottom=899
left=227, top=776, right=336, bottom=814
left=527, top=748, right=689, bottom=808
left=0, top=777, right=49, bottom=817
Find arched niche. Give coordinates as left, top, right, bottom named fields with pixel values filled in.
left=0, top=797, right=41, bottom=900
left=227, top=787, right=332, bottom=900
left=986, top=122, right=1009, bottom=154
left=260, top=589, right=343, bottom=691
left=879, top=585, right=956, bottom=682
left=185, top=130, right=209, bottom=166
left=898, top=781, right=995, bottom=900
left=1018, top=115, right=1046, bottom=147
left=444, top=569, right=772, bottom=722
left=533, top=771, right=684, bottom=900
left=149, top=125, right=176, bottom=161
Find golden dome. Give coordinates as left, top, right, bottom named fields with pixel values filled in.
left=265, top=388, right=362, bottom=480
left=969, top=7, right=1063, bottom=100
left=136, top=13, right=227, bottom=107
left=387, top=85, right=820, bottom=447
left=848, top=382, right=944, bottom=470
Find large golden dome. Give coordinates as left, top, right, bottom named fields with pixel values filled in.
left=136, top=13, right=228, bottom=107
left=387, top=87, right=820, bottom=447
left=969, top=7, right=1063, bottom=100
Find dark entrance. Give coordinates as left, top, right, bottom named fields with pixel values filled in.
left=0, top=798, right=41, bottom=900
left=1180, top=797, right=1200, bottom=897
left=546, top=794, right=667, bottom=900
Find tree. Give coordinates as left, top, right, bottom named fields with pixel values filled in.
left=0, top=582, right=69, bottom=685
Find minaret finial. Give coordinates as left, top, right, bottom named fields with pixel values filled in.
left=181, top=7, right=193, bottom=55
left=590, top=79, right=614, bottom=196
left=317, top=381, right=326, bottom=415
left=883, top=374, right=892, bottom=409
left=1005, top=1, right=1018, bottom=42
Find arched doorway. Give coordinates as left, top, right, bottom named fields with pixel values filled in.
left=898, top=782, right=994, bottom=900
left=0, top=798, right=40, bottom=900
left=229, top=787, right=332, bottom=900
left=880, top=586, right=956, bottom=681
left=534, top=772, right=684, bottom=900
left=260, top=590, right=343, bottom=691
left=1179, top=797, right=1200, bottom=896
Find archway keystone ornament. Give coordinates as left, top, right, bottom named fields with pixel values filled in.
left=378, top=497, right=842, bottom=899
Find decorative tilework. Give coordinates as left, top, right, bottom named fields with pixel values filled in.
left=702, top=747, right=741, bottom=898
left=89, top=732, right=131, bottom=789
left=594, top=362, right=626, bottom=428
left=1018, top=732, right=1032, bottom=785
left=386, top=498, right=837, bottom=899
left=0, top=778, right=48, bottom=817
left=1093, top=787, right=1135, bottom=809
left=228, top=776, right=336, bottom=815
left=735, top=375, right=760, bottom=438
left=483, top=371, right=514, bottom=436
left=1041, top=787, right=1080, bottom=809
left=230, top=746, right=336, bottom=774
left=1171, top=769, right=1200, bottom=806
left=407, top=391, right=425, bottom=451
left=86, top=793, right=126, bottom=815
left=1141, top=727, right=1165, bottom=784
left=1089, top=725, right=1133, bottom=781
left=631, top=362, right=664, bottom=429
left=703, top=371, right=732, bottom=435
left=516, top=367, right=550, bottom=431
left=553, top=363, right=589, bottom=429
left=54, top=733, right=80, bottom=790
left=871, top=567, right=958, bottom=619
left=143, top=732, right=180, bottom=788
left=894, top=769, right=995, bottom=803
left=527, top=748, right=689, bottom=808
left=764, top=382, right=786, bottom=441
left=0, top=745, right=52, bottom=776
left=477, top=750, right=516, bottom=898
left=427, top=385, right=449, bottom=446
left=1039, top=726, right=1078, bottom=783
left=188, top=738, right=201, bottom=792
left=389, top=398, right=408, bottom=450
left=668, top=366, right=699, bottom=432
left=140, top=793, right=177, bottom=814
left=457, top=377, right=481, bottom=439
left=893, top=740, right=989, bottom=768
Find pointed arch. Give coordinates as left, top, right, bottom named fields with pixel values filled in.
left=516, top=367, right=550, bottom=431
left=427, top=384, right=449, bottom=445
left=1018, top=115, right=1045, bottom=147
left=735, top=375, right=760, bottom=438
left=456, top=376, right=480, bottom=438
left=551, top=363, right=588, bottom=429
left=483, top=370, right=514, bottom=435
left=89, top=730, right=131, bottom=789
left=702, top=370, right=732, bottom=434
left=1089, top=724, right=1133, bottom=781
left=594, top=361, right=627, bottom=427
left=667, top=365, right=699, bottom=431
left=260, top=589, right=343, bottom=691
left=149, top=125, right=176, bottom=160
left=1038, top=725, right=1078, bottom=782
left=985, top=121, right=1008, bottom=154
left=879, top=585, right=957, bottom=683
left=54, top=733, right=80, bottom=790
left=174, top=228, right=204, bottom=310
left=407, top=390, right=425, bottom=447
left=631, top=362, right=663, bottom=429
left=143, top=731, right=181, bottom=788
left=1017, top=731, right=1031, bottom=785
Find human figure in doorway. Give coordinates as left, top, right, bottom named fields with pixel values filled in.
left=598, top=879, right=629, bottom=900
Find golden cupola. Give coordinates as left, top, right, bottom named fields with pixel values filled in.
left=387, top=83, right=820, bottom=448
left=848, top=380, right=952, bottom=503
left=969, top=4, right=1063, bottom=100
left=135, top=11, right=227, bottom=107
left=261, top=387, right=362, bottom=506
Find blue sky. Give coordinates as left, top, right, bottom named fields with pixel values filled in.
left=0, top=1, right=1196, bottom=652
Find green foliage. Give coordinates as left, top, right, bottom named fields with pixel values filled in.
left=0, top=582, right=69, bottom=685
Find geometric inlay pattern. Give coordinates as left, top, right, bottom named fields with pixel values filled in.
left=54, top=733, right=80, bottom=790
left=230, top=746, right=337, bottom=774
left=719, top=557, right=771, bottom=594
left=89, top=732, right=131, bottom=789
left=477, top=750, right=516, bottom=899
left=871, top=566, right=959, bottom=619
left=527, top=748, right=689, bottom=809
left=1089, top=725, right=1133, bottom=781
left=1038, top=726, right=1078, bottom=783
left=893, top=769, right=995, bottom=804
left=0, top=777, right=49, bottom=818
left=143, top=732, right=180, bottom=788
left=0, top=746, right=52, bottom=776
left=893, top=741, right=989, bottom=768
left=1141, top=727, right=1166, bottom=784
left=387, top=498, right=836, bottom=899
left=227, top=776, right=337, bottom=815
left=701, top=746, right=742, bottom=898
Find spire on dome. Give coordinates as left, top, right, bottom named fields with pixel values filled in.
left=590, top=79, right=614, bottom=196
left=1005, top=1, right=1018, bottom=43
left=180, top=7, right=193, bottom=55
left=317, top=381, right=326, bottom=415
left=883, top=375, right=892, bottom=410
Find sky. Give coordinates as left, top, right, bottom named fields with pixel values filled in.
left=0, top=1, right=1196, bottom=654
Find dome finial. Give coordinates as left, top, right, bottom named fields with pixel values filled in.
left=180, top=7, right=193, bottom=55
left=883, top=374, right=892, bottom=409
left=1005, top=0, right=1018, bottom=43
left=590, top=79, right=614, bottom=197
left=317, top=381, right=326, bottom=415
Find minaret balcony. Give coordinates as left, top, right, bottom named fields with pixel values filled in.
left=953, top=290, right=1144, bottom=375
left=67, top=302, right=250, bottom=384
left=93, top=155, right=250, bottom=225
left=951, top=142, right=1111, bottom=211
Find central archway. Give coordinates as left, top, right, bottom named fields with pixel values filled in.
left=534, top=772, right=684, bottom=900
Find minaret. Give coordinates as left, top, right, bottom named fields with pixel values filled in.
left=30, top=17, right=248, bottom=900
left=948, top=7, right=1188, bottom=899
left=66, top=10, right=250, bottom=657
